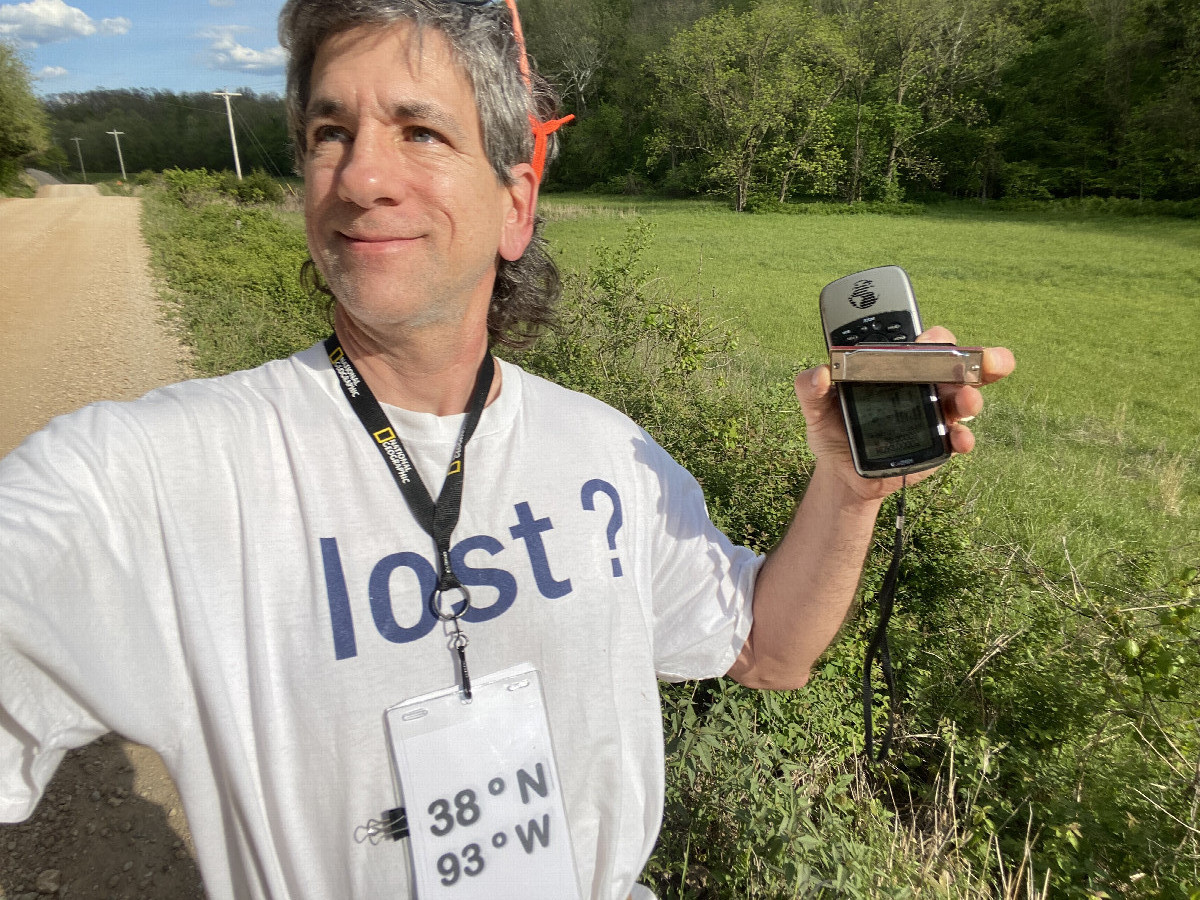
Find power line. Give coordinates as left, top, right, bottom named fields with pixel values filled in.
left=161, top=97, right=287, bottom=175
left=232, top=104, right=290, bottom=180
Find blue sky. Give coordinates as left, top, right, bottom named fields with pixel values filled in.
left=2, top=0, right=288, bottom=96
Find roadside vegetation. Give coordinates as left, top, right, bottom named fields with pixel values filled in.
left=141, top=172, right=1199, bottom=899
left=0, top=39, right=50, bottom=195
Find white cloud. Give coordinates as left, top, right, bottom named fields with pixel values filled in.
left=0, top=0, right=129, bottom=47
left=208, top=0, right=236, bottom=7
left=36, top=64, right=68, bottom=78
left=200, top=25, right=285, bottom=74
left=98, top=15, right=128, bottom=36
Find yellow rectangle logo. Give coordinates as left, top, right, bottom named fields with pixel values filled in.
left=373, top=427, right=396, bottom=444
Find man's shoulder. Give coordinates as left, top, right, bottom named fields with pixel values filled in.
left=17, top=344, right=332, bottom=453
left=502, top=360, right=647, bottom=436
left=116, top=343, right=330, bottom=419
left=144, top=343, right=330, bottom=407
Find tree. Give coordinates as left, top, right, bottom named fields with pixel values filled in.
left=866, top=0, right=1024, bottom=198
left=995, top=0, right=1200, bottom=199
left=819, top=0, right=883, bottom=201
left=762, top=16, right=851, bottom=202
left=647, top=0, right=851, bottom=210
left=520, top=0, right=1199, bottom=201
left=524, top=0, right=628, bottom=115
left=0, top=40, right=50, bottom=192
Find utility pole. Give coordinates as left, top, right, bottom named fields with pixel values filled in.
left=213, top=90, right=243, bottom=180
left=106, top=130, right=127, bottom=181
left=70, top=137, right=87, bottom=183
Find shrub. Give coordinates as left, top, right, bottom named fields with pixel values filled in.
left=162, top=167, right=223, bottom=208
left=987, top=196, right=1200, bottom=218
left=514, top=219, right=812, bottom=553
left=162, top=167, right=287, bottom=209
left=220, top=168, right=285, bottom=205
left=513, top=221, right=969, bottom=895
left=1001, top=163, right=1054, bottom=200
left=143, top=188, right=325, bottom=375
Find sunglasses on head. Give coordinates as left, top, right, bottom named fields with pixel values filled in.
left=447, top=0, right=572, bottom=181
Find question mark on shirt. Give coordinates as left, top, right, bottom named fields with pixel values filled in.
left=581, top=479, right=624, bottom=578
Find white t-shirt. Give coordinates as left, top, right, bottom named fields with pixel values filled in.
left=0, top=343, right=760, bottom=899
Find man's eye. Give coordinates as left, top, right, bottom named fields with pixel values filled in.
left=410, top=127, right=444, bottom=144
left=312, top=125, right=351, bottom=144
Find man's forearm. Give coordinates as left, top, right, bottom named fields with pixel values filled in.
left=727, top=462, right=883, bottom=689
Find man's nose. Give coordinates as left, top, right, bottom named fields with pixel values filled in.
left=336, top=126, right=403, bottom=208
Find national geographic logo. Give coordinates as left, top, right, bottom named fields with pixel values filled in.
left=329, top=347, right=362, bottom=398
left=373, top=427, right=414, bottom=483
left=848, top=279, right=878, bottom=310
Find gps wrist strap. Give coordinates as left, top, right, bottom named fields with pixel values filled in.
left=863, top=479, right=905, bottom=762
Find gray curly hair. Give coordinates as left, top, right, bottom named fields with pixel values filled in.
left=279, top=0, right=563, bottom=348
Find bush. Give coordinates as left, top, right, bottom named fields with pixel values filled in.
left=989, top=195, right=1200, bottom=218
left=220, top=169, right=285, bottom=205
left=591, top=172, right=649, bottom=195
left=162, top=167, right=223, bottom=207
left=143, top=187, right=325, bottom=375
left=162, top=167, right=287, bottom=208
left=741, top=193, right=785, bottom=214
left=514, top=221, right=963, bottom=895
left=514, top=219, right=811, bottom=553
left=1002, top=163, right=1054, bottom=200
left=739, top=196, right=928, bottom=216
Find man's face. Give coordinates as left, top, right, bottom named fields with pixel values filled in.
left=303, top=24, right=529, bottom=337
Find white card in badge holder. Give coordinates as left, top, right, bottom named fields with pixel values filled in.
left=385, top=664, right=582, bottom=900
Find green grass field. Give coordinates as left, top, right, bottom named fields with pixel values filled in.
left=542, top=195, right=1200, bottom=580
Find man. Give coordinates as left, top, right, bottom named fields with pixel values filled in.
left=0, top=0, right=1014, bottom=897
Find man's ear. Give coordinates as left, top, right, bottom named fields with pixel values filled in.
left=498, top=163, right=539, bottom=262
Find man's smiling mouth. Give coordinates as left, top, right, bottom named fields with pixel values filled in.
left=338, top=231, right=423, bottom=249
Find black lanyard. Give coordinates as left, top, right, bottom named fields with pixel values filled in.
left=863, top=479, right=905, bottom=762
left=325, top=333, right=494, bottom=700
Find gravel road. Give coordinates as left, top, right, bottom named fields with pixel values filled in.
left=0, top=184, right=207, bottom=899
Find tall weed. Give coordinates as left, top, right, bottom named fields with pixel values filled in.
left=143, top=187, right=327, bottom=375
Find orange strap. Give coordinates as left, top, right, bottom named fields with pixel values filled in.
left=531, top=114, right=574, bottom=182
left=503, top=0, right=573, bottom=181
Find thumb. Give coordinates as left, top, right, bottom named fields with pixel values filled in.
left=794, top=364, right=833, bottom=410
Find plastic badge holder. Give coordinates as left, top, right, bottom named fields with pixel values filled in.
left=385, top=664, right=581, bottom=900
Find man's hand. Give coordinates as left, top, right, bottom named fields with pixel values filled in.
left=795, top=327, right=1016, bottom=502
left=729, top=329, right=1014, bottom=689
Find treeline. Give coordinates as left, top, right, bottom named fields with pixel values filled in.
left=523, top=0, right=1200, bottom=206
left=31, top=0, right=1199, bottom=206
left=39, top=89, right=293, bottom=180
